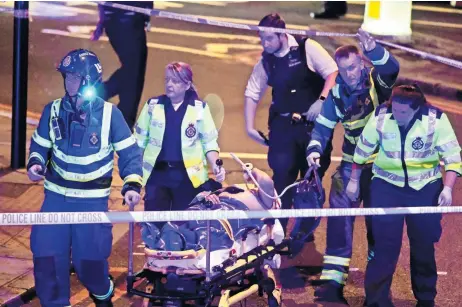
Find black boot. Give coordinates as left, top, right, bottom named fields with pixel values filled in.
left=416, top=301, right=435, bottom=307
left=311, top=1, right=347, bottom=19
left=90, top=294, right=114, bottom=307
left=314, top=281, right=349, bottom=305
left=89, top=277, right=115, bottom=306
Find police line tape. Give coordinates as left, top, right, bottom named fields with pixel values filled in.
left=1, top=206, right=461, bottom=226
left=94, top=1, right=462, bottom=70
left=0, top=7, right=28, bottom=19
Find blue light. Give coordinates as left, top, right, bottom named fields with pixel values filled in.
left=82, top=87, right=95, bottom=100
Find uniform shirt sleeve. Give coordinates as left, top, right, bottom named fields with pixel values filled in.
left=198, top=102, right=220, bottom=154
left=305, top=39, right=338, bottom=79
left=244, top=58, right=269, bottom=102
left=134, top=98, right=156, bottom=149
left=366, top=44, right=400, bottom=90
left=27, top=103, right=53, bottom=170
left=306, top=92, right=339, bottom=155
left=435, top=113, right=462, bottom=176
left=353, top=110, right=380, bottom=165
left=110, top=105, right=143, bottom=193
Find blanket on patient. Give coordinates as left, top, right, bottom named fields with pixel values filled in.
left=141, top=196, right=282, bottom=252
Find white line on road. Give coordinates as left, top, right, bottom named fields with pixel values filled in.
left=67, top=25, right=260, bottom=42
left=41, top=29, right=233, bottom=59
left=133, top=252, right=145, bottom=256
left=437, top=271, right=448, bottom=276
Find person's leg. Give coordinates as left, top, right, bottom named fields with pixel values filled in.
left=365, top=179, right=405, bottom=307
left=315, top=164, right=356, bottom=304
left=171, top=174, right=201, bottom=211
left=311, top=1, right=347, bottom=19
left=144, top=179, right=174, bottom=230
left=30, top=193, right=72, bottom=307
left=72, top=202, right=114, bottom=305
left=360, top=166, right=375, bottom=260
left=101, top=20, right=126, bottom=100
left=113, top=19, right=147, bottom=129
left=405, top=180, right=443, bottom=306
left=268, top=117, right=300, bottom=232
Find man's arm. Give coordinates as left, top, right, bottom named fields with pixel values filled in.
left=306, top=92, right=339, bottom=156
left=110, top=105, right=143, bottom=195
left=305, top=39, right=338, bottom=98
left=244, top=59, right=269, bottom=145
left=358, top=29, right=400, bottom=92
left=248, top=168, right=275, bottom=210
left=27, top=103, right=53, bottom=171
left=304, top=39, right=339, bottom=121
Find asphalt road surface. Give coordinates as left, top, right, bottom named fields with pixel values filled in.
left=0, top=1, right=461, bottom=306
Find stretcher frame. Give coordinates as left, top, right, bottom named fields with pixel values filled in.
left=125, top=212, right=295, bottom=307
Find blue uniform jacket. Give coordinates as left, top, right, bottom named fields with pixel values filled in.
left=306, top=44, right=400, bottom=163
left=27, top=97, right=143, bottom=202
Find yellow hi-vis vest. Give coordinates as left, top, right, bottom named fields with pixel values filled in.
left=354, top=104, right=462, bottom=190
left=134, top=95, right=220, bottom=188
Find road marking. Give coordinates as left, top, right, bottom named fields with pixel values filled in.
left=205, top=43, right=261, bottom=53
left=133, top=252, right=145, bottom=256
left=175, top=1, right=228, bottom=6
left=437, top=271, right=448, bottom=276
left=346, top=13, right=462, bottom=29
left=67, top=25, right=260, bottom=42
left=41, top=29, right=233, bottom=59
left=348, top=1, right=462, bottom=15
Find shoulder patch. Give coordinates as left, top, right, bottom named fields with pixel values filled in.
left=427, top=104, right=443, bottom=119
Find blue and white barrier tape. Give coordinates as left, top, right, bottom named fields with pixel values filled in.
left=1, top=206, right=460, bottom=226
left=95, top=1, right=462, bottom=70
left=0, top=7, right=28, bottom=19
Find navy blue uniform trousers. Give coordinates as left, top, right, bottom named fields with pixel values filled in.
left=365, top=178, right=443, bottom=307
left=31, top=192, right=113, bottom=307
left=268, top=116, right=332, bottom=231
left=144, top=168, right=200, bottom=229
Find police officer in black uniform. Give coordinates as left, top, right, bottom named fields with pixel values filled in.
left=91, top=1, right=153, bottom=129
left=244, top=13, right=338, bottom=233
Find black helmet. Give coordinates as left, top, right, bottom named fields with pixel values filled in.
left=57, top=49, right=102, bottom=101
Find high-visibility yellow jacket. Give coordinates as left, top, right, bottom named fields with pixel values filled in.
left=354, top=104, right=462, bottom=190
left=134, top=95, right=220, bottom=188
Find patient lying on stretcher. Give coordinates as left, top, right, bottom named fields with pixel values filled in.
left=140, top=167, right=285, bottom=270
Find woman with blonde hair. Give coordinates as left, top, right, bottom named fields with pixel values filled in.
left=134, top=62, right=225, bottom=226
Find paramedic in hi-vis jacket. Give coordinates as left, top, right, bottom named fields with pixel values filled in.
left=306, top=28, right=399, bottom=304
left=134, top=62, right=225, bottom=228
left=27, top=49, right=143, bottom=307
left=347, top=85, right=461, bottom=307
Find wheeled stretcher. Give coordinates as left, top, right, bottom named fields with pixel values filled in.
left=126, top=214, right=294, bottom=307
left=126, top=160, right=324, bottom=307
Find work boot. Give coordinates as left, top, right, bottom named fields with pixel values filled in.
left=314, top=281, right=349, bottom=305
left=90, top=294, right=114, bottom=307
left=310, top=10, right=343, bottom=19
left=416, top=301, right=435, bottom=307
left=89, top=276, right=115, bottom=306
